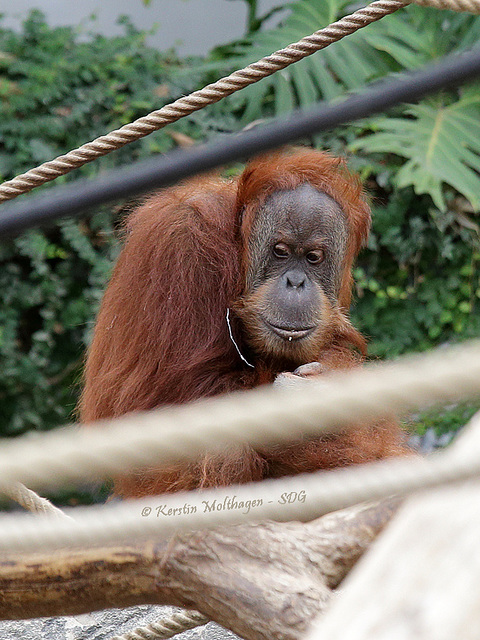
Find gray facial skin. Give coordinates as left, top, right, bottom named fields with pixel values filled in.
left=246, top=183, right=348, bottom=305
left=236, top=183, right=350, bottom=364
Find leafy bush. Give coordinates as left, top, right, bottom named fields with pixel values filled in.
left=412, top=400, right=480, bottom=438
left=0, top=10, right=233, bottom=435
left=212, top=0, right=480, bottom=205
left=352, top=189, right=480, bottom=357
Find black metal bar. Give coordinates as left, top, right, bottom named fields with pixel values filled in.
left=1, top=47, right=480, bottom=237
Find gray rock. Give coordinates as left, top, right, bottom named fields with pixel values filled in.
left=0, top=606, right=243, bottom=640
left=408, top=428, right=457, bottom=455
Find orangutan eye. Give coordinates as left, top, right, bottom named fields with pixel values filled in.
left=306, top=249, right=325, bottom=265
left=273, top=243, right=290, bottom=259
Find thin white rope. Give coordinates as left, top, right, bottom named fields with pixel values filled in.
left=226, top=309, right=254, bottom=368
left=0, top=341, right=478, bottom=494
left=0, top=412, right=479, bottom=552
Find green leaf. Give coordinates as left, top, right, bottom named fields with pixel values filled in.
left=352, top=94, right=480, bottom=210
left=274, top=70, right=295, bottom=114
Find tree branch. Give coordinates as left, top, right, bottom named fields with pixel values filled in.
left=0, top=498, right=399, bottom=640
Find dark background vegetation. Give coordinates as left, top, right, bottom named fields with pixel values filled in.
left=1, top=1, right=479, bottom=445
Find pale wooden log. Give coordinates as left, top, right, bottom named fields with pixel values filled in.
left=449, top=410, right=480, bottom=456
left=0, top=499, right=398, bottom=640
left=307, top=412, right=480, bottom=639
left=307, top=483, right=480, bottom=640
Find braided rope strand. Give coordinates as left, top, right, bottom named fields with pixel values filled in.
left=0, top=0, right=409, bottom=203
left=110, top=610, right=208, bottom=640
left=415, top=0, right=480, bottom=10
left=2, top=482, right=68, bottom=518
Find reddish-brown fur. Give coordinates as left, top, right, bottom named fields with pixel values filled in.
left=80, top=149, right=408, bottom=498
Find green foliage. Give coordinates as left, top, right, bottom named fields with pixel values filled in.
left=207, top=0, right=391, bottom=122
left=0, top=216, right=118, bottom=433
left=209, top=1, right=480, bottom=210
left=361, top=6, right=480, bottom=66
left=412, top=400, right=480, bottom=438
left=223, top=0, right=288, bottom=35
left=0, top=11, right=233, bottom=436
left=351, top=189, right=480, bottom=357
left=352, top=2, right=480, bottom=210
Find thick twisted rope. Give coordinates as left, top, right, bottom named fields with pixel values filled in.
left=0, top=411, right=479, bottom=552
left=0, top=0, right=409, bottom=203
left=110, top=610, right=208, bottom=640
left=416, top=0, right=480, bottom=9
left=0, top=340, right=478, bottom=494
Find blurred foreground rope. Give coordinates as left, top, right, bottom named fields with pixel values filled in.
left=0, top=410, right=479, bottom=552
left=0, top=341, right=479, bottom=550
left=0, top=341, right=479, bottom=494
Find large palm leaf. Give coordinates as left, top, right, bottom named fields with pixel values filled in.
left=350, top=6, right=480, bottom=211
left=220, top=0, right=391, bottom=121
left=351, top=88, right=480, bottom=211
left=362, top=7, right=480, bottom=68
